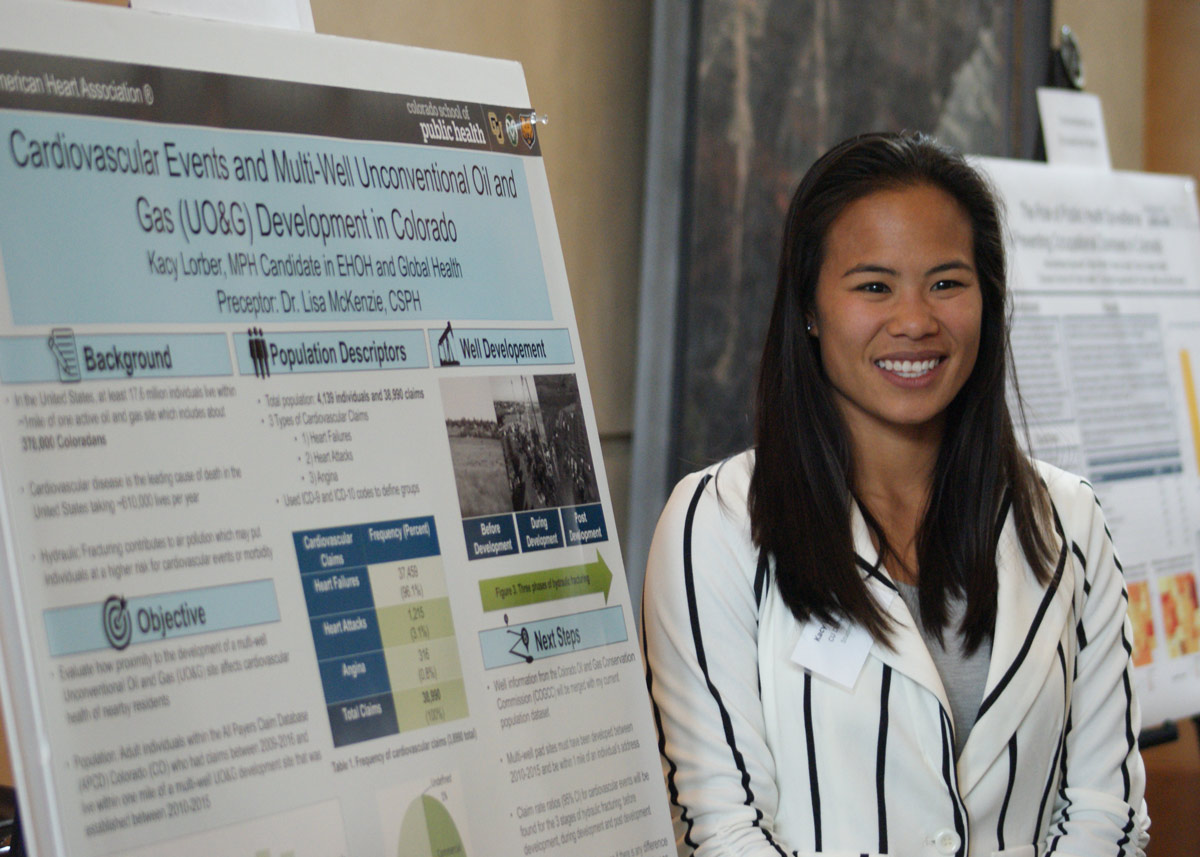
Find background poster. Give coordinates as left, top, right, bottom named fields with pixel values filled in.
left=0, top=4, right=674, bottom=856
left=979, top=156, right=1200, bottom=727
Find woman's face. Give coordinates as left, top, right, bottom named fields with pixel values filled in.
left=809, top=183, right=982, bottom=447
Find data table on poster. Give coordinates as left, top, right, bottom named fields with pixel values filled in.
left=293, top=516, right=468, bottom=747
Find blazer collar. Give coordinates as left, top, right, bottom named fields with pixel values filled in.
left=853, top=503, right=952, bottom=716
left=854, top=500, right=1075, bottom=796
left=958, top=504, right=1073, bottom=795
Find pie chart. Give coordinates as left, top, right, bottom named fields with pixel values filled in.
left=397, top=794, right=466, bottom=857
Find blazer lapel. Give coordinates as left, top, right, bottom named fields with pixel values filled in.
left=957, top=507, right=1075, bottom=796
left=853, top=504, right=953, bottom=717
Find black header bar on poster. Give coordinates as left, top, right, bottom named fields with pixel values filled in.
left=0, top=49, right=542, bottom=156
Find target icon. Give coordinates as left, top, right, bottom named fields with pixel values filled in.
left=102, top=595, right=132, bottom=650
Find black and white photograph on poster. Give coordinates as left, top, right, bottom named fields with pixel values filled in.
left=492, top=374, right=555, bottom=512
left=532, top=374, right=600, bottom=508
left=441, top=374, right=599, bottom=519
left=442, top=376, right=513, bottom=518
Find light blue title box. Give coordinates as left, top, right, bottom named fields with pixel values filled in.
left=0, top=332, right=230, bottom=384
left=233, top=328, right=428, bottom=376
left=43, top=578, right=280, bottom=657
left=0, top=110, right=550, bottom=325
left=478, top=605, right=627, bottom=669
left=429, top=327, right=573, bottom=368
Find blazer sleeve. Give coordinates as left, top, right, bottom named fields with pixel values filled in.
left=642, top=468, right=793, bottom=857
left=1045, top=479, right=1150, bottom=857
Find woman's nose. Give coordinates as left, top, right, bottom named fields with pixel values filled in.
left=886, top=291, right=939, bottom=338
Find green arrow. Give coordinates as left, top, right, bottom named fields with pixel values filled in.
left=478, top=552, right=612, bottom=612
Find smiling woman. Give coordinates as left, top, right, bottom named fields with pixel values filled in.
left=809, top=183, right=982, bottom=475
left=643, top=132, right=1150, bottom=856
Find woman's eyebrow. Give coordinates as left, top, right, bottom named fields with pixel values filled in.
left=842, top=263, right=897, bottom=277
left=925, top=260, right=975, bottom=275
left=840, top=260, right=975, bottom=278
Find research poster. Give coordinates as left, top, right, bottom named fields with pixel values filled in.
left=0, top=6, right=675, bottom=857
left=979, top=157, right=1200, bottom=726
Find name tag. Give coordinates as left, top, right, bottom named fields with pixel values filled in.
left=790, top=577, right=895, bottom=689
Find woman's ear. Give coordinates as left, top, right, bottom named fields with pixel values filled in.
left=806, top=316, right=818, bottom=337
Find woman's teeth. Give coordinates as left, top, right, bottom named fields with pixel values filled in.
left=875, top=358, right=940, bottom=378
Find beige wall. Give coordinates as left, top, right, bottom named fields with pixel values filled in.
left=313, top=1, right=651, bottom=535
left=1053, top=0, right=1146, bottom=170
left=1145, top=0, right=1200, bottom=179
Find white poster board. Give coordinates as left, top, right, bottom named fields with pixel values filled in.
left=978, top=157, right=1200, bottom=727
left=0, top=4, right=675, bottom=856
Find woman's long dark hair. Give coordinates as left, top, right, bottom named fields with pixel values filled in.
left=748, top=132, right=1054, bottom=653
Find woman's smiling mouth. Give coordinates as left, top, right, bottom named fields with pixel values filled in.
left=874, top=357, right=943, bottom=378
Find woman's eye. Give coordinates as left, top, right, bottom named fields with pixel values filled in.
left=856, top=282, right=890, bottom=294
left=932, top=279, right=964, bottom=291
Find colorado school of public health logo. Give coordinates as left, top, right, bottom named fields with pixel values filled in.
left=102, top=595, right=133, bottom=650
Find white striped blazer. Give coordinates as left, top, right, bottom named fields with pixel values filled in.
left=642, top=452, right=1148, bottom=857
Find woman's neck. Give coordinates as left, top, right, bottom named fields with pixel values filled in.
left=849, top=424, right=941, bottom=584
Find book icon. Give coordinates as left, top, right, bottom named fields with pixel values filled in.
left=48, top=327, right=80, bottom=382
